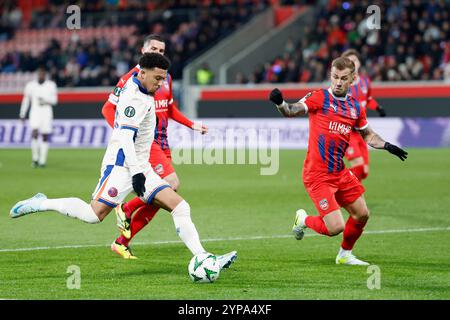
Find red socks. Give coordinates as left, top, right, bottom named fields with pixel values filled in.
left=305, top=216, right=330, bottom=236
left=117, top=204, right=160, bottom=246
left=341, top=216, right=367, bottom=250
left=122, top=197, right=145, bottom=219
left=350, top=165, right=368, bottom=181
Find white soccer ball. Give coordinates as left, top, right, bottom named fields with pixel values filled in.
left=188, top=253, right=220, bottom=283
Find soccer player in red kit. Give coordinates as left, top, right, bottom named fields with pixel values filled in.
left=269, top=57, right=407, bottom=265
left=342, top=49, right=387, bottom=181
left=102, top=34, right=208, bottom=259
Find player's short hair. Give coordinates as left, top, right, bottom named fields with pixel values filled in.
left=341, top=48, right=361, bottom=60
left=139, top=52, right=171, bottom=71
left=143, top=34, right=165, bottom=47
left=331, top=57, right=355, bottom=74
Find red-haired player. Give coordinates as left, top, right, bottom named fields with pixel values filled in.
left=103, top=34, right=208, bottom=259
left=341, top=49, right=386, bottom=181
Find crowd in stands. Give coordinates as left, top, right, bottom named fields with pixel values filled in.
left=0, top=0, right=269, bottom=87
left=237, top=0, right=450, bottom=84
left=1, top=0, right=450, bottom=87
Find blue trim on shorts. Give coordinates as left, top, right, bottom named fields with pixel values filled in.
left=146, top=184, right=171, bottom=204
left=120, top=126, right=138, bottom=132
left=98, top=198, right=117, bottom=208
left=94, top=165, right=114, bottom=195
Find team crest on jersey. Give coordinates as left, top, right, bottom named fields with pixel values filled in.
left=124, top=106, right=135, bottom=117
left=319, top=198, right=329, bottom=211
left=108, top=187, right=118, bottom=198
left=163, top=80, right=169, bottom=90
left=154, top=164, right=164, bottom=175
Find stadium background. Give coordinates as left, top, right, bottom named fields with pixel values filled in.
left=0, top=0, right=449, bottom=301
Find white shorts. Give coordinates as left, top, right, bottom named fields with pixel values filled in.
left=91, top=164, right=170, bottom=208
left=29, top=107, right=53, bottom=134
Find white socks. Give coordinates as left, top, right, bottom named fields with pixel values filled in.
left=39, top=141, right=49, bottom=165
left=31, top=137, right=39, bottom=162
left=31, top=138, right=49, bottom=166
left=40, top=198, right=100, bottom=224
left=171, top=200, right=205, bottom=255
left=338, top=247, right=351, bottom=257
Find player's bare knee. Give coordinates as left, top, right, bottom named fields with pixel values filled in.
left=170, top=179, right=180, bottom=192
left=165, top=175, right=180, bottom=191
left=328, top=224, right=344, bottom=236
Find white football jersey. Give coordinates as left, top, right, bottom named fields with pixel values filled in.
left=20, top=79, right=58, bottom=118
left=102, top=75, right=156, bottom=172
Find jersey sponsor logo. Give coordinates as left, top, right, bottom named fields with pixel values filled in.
left=124, top=106, right=136, bottom=117
left=108, top=187, right=118, bottom=198
left=319, top=198, right=329, bottom=211
left=155, top=99, right=169, bottom=110
left=329, top=121, right=352, bottom=136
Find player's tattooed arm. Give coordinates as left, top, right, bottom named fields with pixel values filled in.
left=269, top=88, right=307, bottom=117
left=359, top=125, right=408, bottom=161
left=359, top=125, right=386, bottom=149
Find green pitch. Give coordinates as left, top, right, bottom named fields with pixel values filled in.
left=0, top=148, right=449, bottom=300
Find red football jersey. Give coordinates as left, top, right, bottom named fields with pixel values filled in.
left=301, top=88, right=368, bottom=175
left=107, top=65, right=193, bottom=150
left=348, top=74, right=379, bottom=111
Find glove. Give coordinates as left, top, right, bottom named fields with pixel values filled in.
left=377, top=105, right=386, bottom=117
left=384, top=142, right=408, bottom=161
left=132, top=173, right=146, bottom=197
left=269, top=88, right=284, bottom=105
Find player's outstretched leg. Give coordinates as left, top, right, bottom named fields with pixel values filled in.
left=10, top=193, right=103, bottom=223
left=10, top=193, right=47, bottom=218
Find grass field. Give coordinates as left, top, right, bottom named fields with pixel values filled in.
left=0, top=148, right=449, bottom=300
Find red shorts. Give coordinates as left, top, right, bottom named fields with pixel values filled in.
left=345, top=131, right=369, bottom=165
left=303, top=169, right=365, bottom=216
left=149, top=142, right=175, bottom=178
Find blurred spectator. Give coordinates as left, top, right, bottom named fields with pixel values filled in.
left=196, top=63, right=214, bottom=85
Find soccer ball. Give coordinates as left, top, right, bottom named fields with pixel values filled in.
left=188, top=253, right=220, bottom=283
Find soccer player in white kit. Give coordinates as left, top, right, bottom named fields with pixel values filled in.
left=10, top=53, right=237, bottom=270
left=19, top=65, right=58, bottom=168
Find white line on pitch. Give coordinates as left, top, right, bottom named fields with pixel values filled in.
left=0, top=226, right=448, bottom=253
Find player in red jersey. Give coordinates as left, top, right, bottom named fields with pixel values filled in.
left=102, top=34, right=208, bottom=259
left=341, top=49, right=387, bottom=181
left=269, top=57, right=407, bottom=265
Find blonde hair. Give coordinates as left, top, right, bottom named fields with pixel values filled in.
left=331, top=57, right=355, bottom=73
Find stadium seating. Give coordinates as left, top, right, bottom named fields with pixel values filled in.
left=241, top=1, right=450, bottom=84
left=0, top=0, right=269, bottom=89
